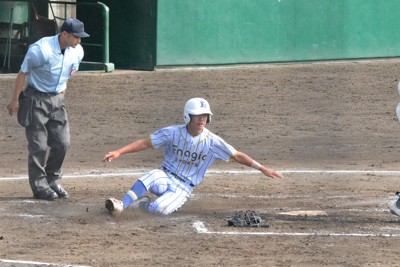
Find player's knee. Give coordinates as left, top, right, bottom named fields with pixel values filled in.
left=149, top=184, right=168, bottom=196
left=53, top=139, right=70, bottom=153
left=31, top=142, right=48, bottom=154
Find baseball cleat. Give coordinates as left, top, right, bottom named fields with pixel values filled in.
left=49, top=183, right=69, bottom=198
left=105, top=197, right=123, bottom=216
left=389, top=192, right=400, bottom=217
left=34, top=188, right=58, bottom=201
left=132, top=196, right=151, bottom=211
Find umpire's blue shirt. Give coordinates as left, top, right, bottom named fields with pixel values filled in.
left=20, top=34, right=84, bottom=93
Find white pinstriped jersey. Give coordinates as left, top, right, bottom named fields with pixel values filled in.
left=150, top=125, right=237, bottom=186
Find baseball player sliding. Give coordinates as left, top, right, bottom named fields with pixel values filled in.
left=103, top=97, right=283, bottom=216
left=389, top=83, right=400, bottom=216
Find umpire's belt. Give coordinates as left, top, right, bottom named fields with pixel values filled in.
left=162, top=167, right=194, bottom=187
left=26, top=85, right=60, bottom=96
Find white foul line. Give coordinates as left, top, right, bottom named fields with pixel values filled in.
left=2, top=169, right=400, bottom=181
left=0, top=258, right=91, bottom=267
left=192, top=221, right=400, bottom=238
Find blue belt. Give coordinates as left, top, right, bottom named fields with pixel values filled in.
left=162, top=167, right=194, bottom=187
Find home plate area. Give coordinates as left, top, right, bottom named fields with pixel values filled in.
left=191, top=204, right=400, bottom=238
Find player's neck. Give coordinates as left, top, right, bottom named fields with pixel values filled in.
left=186, top=124, right=203, bottom=137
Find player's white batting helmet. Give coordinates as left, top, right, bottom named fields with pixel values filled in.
left=183, top=98, right=213, bottom=124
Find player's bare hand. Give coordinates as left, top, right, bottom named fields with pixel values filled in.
left=260, top=166, right=283, bottom=179
left=7, top=101, right=19, bottom=116
left=103, top=151, right=120, bottom=162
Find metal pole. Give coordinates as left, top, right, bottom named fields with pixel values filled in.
left=97, top=2, right=109, bottom=64
left=8, top=8, right=14, bottom=70
left=97, top=2, right=113, bottom=71
left=3, top=8, right=13, bottom=71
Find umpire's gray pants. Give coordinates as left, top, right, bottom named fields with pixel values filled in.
left=24, top=86, right=70, bottom=195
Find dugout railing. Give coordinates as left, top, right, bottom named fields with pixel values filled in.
left=48, top=1, right=114, bottom=72
left=0, top=0, right=114, bottom=73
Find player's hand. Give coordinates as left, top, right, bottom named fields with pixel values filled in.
left=103, top=151, right=120, bottom=162
left=260, top=166, right=283, bottom=179
left=7, top=100, right=19, bottom=116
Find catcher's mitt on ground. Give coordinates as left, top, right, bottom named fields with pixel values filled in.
left=227, top=210, right=266, bottom=228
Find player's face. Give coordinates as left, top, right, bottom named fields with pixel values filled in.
left=187, top=114, right=208, bottom=135
left=66, top=33, right=81, bottom=48
left=60, top=32, right=81, bottom=49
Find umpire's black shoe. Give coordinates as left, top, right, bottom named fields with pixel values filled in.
left=34, top=188, right=58, bottom=201
left=50, top=184, right=69, bottom=198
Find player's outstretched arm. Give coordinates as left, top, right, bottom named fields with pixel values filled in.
left=103, top=139, right=152, bottom=162
left=232, top=151, right=283, bottom=179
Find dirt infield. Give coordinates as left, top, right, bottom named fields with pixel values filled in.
left=1, top=60, right=400, bottom=266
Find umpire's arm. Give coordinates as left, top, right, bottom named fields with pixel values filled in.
left=7, top=71, right=27, bottom=116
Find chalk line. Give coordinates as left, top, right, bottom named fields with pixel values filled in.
left=1, top=169, right=400, bottom=181
left=192, top=221, right=400, bottom=238
left=2, top=213, right=48, bottom=218
left=0, top=258, right=91, bottom=267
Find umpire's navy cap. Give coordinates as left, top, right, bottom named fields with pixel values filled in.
left=61, top=18, right=90, bottom=38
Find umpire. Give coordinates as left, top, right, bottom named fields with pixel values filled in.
left=6, top=18, right=89, bottom=200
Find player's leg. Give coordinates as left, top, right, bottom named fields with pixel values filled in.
left=120, top=180, right=147, bottom=209
left=46, top=105, right=70, bottom=198
left=126, top=169, right=169, bottom=206
left=389, top=192, right=400, bottom=216
left=25, top=96, right=57, bottom=200
left=105, top=169, right=167, bottom=216
left=146, top=189, right=190, bottom=215
left=145, top=177, right=192, bottom=215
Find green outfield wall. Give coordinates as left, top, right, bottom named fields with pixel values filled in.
left=156, top=0, right=400, bottom=66
left=75, top=0, right=400, bottom=70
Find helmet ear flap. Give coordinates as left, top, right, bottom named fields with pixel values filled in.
left=183, top=113, right=191, bottom=124
left=184, top=114, right=211, bottom=124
